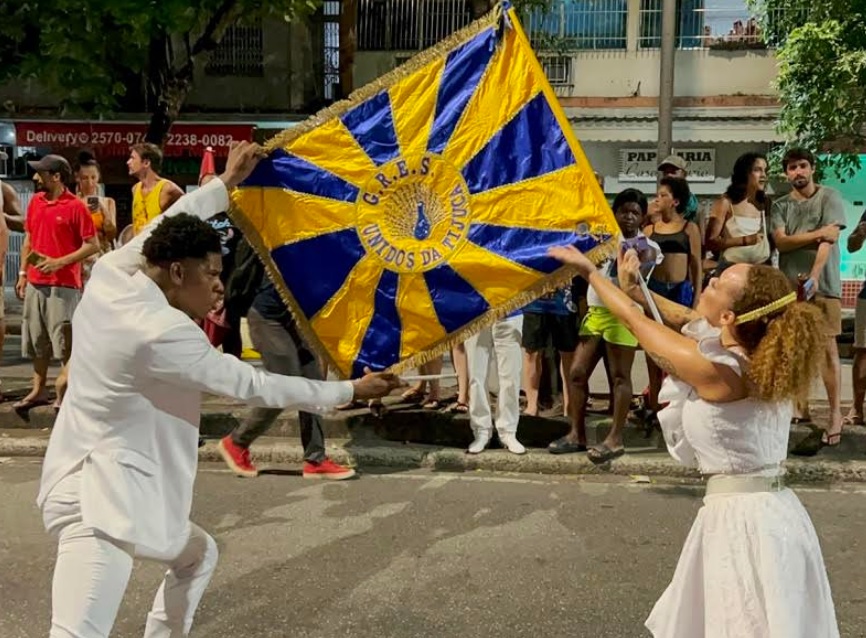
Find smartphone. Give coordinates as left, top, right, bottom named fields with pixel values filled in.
left=87, top=196, right=100, bottom=211
left=26, top=251, right=46, bottom=266
left=797, top=275, right=816, bottom=301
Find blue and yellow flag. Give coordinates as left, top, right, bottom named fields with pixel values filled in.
left=232, top=3, right=616, bottom=379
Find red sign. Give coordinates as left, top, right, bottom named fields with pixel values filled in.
left=14, top=121, right=254, bottom=157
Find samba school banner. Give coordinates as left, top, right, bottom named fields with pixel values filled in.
left=231, top=1, right=617, bottom=379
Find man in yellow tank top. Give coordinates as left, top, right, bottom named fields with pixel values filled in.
left=128, top=142, right=182, bottom=235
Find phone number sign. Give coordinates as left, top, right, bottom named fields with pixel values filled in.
left=15, top=121, right=254, bottom=157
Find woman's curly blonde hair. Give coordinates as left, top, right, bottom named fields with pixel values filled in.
left=732, top=265, right=825, bottom=402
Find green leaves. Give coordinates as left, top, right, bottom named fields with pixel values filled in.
left=750, top=0, right=866, bottom=178
left=0, top=0, right=321, bottom=130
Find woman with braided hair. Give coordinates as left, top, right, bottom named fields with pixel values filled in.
left=548, top=244, right=838, bottom=637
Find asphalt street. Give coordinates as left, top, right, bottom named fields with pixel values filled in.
left=1, top=460, right=865, bottom=637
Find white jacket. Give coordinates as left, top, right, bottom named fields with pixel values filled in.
left=37, top=178, right=354, bottom=553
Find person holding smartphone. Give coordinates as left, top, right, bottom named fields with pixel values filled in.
left=770, top=147, right=846, bottom=448
left=76, top=151, right=117, bottom=255
left=15, top=155, right=99, bottom=412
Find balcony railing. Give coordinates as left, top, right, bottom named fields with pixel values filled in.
left=357, top=0, right=472, bottom=51
left=356, top=0, right=807, bottom=54
left=523, top=0, right=628, bottom=50
left=638, top=0, right=766, bottom=49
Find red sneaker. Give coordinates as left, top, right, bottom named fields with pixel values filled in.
left=218, top=436, right=258, bottom=478
left=302, top=458, right=356, bottom=480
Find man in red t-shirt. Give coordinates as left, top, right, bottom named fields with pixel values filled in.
left=14, top=155, right=98, bottom=411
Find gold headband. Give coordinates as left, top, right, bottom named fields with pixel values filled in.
left=734, top=292, right=797, bottom=325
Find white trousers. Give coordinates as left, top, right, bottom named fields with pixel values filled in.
left=42, top=472, right=218, bottom=638
left=465, top=315, right=524, bottom=436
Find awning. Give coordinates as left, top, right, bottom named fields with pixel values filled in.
left=572, top=118, right=784, bottom=144
left=602, top=176, right=732, bottom=196
left=13, top=121, right=255, bottom=157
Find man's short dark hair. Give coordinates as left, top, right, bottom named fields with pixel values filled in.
left=142, top=213, right=222, bottom=265
left=612, top=188, right=648, bottom=216
left=131, top=142, right=164, bottom=172
left=659, top=176, right=691, bottom=215
left=782, top=147, right=816, bottom=170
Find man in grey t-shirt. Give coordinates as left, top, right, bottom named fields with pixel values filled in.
left=770, top=147, right=846, bottom=447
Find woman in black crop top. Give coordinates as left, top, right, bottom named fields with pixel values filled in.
left=644, top=176, right=702, bottom=306
left=643, top=176, right=703, bottom=419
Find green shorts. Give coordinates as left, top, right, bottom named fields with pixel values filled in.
left=579, top=306, right=637, bottom=348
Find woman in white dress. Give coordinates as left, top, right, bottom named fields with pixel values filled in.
left=548, top=244, right=839, bottom=637
left=705, top=152, right=772, bottom=272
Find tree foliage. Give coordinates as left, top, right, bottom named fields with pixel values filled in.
left=0, top=0, right=319, bottom=143
left=749, top=0, right=866, bottom=177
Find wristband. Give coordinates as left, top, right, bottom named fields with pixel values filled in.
left=18, top=270, right=26, bottom=276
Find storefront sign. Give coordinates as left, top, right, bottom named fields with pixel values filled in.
left=14, top=121, right=254, bottom=157
left=618, top=148, right=716, bottom=183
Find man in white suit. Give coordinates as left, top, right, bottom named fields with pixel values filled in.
left=36, top=141, right=401, bottom=638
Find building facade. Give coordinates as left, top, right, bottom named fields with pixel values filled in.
left=352, top=0, right=783, bottom=207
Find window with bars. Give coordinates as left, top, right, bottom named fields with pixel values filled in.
left=523, top=0, right=628, bottom=51
left=323, top=0, right=341, bottom=100
left=540, top=55, right=573, bottom=86
left=358, top=0, right=473, bottom=51
left=206, top=21, right=265, bottom=77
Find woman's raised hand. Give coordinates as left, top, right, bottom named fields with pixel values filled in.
left=548, top=245, right=595, bottom=279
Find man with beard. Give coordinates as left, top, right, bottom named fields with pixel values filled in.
left=15, top=155, right=99, bottom=411
left=771, top=147, right=846, bottom=448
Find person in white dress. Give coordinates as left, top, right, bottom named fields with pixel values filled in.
left=548, top=243, right=839, bottom=638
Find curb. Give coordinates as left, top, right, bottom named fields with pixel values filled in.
left=4, top=435, right=866, bottom=484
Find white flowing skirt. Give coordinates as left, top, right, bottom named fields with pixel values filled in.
left=645, top=488, right=839, bottom=638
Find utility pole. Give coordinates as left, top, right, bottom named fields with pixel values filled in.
left=657, top=0, right=676, bottom=162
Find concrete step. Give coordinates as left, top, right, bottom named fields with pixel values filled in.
left=2, top=393, right=864, bottom=459
left=2, top=431, right=865, bottom=483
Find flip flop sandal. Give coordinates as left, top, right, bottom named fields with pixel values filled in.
left=842, top=415, right=865, bottom=426
left=12, top=397, right=51, bottom=412
left=821, top=431, right=842, bottom=447
left=548, top=436, right=588, bottom=455
left=446, top=402, right=469, bottom=414
left=400, top=389, right=426, bottom=404
left=422, top=399, right=446, bottom=410
left=587, top=444, right=626, bottom=465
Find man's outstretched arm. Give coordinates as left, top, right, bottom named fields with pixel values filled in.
left=99, top=142, right=264, bottom=276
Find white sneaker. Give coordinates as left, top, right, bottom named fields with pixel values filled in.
left=499, top=433, right=526, bottom=455
left=467, top=432, right=491, bottom=454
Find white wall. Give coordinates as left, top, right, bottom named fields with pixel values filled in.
left=354, top=48, right=779, bottom=98
left=570, top=49, right=777, bottom=98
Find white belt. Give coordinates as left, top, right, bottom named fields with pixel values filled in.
left=705, top=474, right=785, bottom=496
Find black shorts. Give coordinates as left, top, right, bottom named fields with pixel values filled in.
left=521, top=311, right=578, bottom=352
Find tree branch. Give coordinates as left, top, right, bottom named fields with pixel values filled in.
left=191, top=0, right=242, bottom=57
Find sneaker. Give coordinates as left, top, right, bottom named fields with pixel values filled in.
left=303, top=458, right=356, bottom=480
left=218, top=436, right=258, bottom=478
left=499, top=433, right=526, bottom=455
left=467, top=432, right=491, bottom=455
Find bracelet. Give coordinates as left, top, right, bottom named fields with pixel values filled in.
left=18, top=270, right=26, bottom=276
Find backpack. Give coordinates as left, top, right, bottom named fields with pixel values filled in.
left=223, top=237, right=265, bottom=327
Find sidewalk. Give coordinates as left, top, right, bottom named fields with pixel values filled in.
left=3, top=288, right=864, bottom=481
left=2, top=429, right=864, bottom=484
left=1, top=388, right=864, bottom=483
